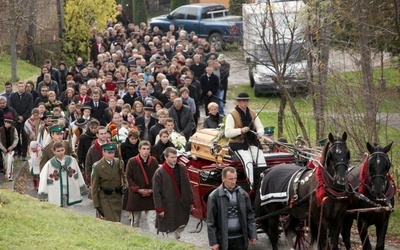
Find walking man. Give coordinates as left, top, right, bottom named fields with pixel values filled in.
left=224, top=93, right=266, bottom=188
left=125, top=141, right=159, bottom=228
left=207, top=167, right=257, bottom=250
left=38, top=142, right=88, bottom=207
left=91, top=143, right=128, bottom=222
left=153, top=147, right=193, bottom=239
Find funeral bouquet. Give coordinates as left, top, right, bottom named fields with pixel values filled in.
left=169, top=131, right=187, bottom=152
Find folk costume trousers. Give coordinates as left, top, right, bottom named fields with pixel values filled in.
left=234, top=145, right=267, bottom=187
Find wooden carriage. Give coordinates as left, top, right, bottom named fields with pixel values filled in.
left=183, top=128, right=297, bottom=220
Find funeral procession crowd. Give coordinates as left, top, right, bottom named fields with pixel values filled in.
left=0, top=5, right=286, bottom=249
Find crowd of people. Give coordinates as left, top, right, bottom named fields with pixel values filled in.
left=0, top=8, right=242, bottom=244
left=0, top=6, right=282, bottom=248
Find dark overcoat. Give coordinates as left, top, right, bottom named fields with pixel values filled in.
left=91, top=158, right=127, bottom=222
left=152, top=162, right=193, bottom=233
left=124, top=155, right=159, bottom=211
left=168, top=105, right=195, bottom=140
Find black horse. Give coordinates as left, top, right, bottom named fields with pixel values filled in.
left=341, top=142, right=395, bottom=250
left=255, top=132, right=350, bottom=250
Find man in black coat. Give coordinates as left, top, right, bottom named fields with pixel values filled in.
left=34, top=85, right=49, bottom=107
left=77, top=119, right=99, bottom=170
left=168, top=98, right=195, bottom=141
left=189, top=54, right=207, bottom=80
left=135, top=104, right=157, bottom=141
left=122, top=84, right=138, bottom=107
left=200, top=67, right=220, bottom=116
left=84, top=88, right=108, bottom=126
left=10, top=81, right=33, bottom=159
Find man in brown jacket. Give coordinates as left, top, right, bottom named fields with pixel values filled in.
left=91, top=143, right=127, bottom=222
left=153, top=147, right=193, bottom=239
left=125, top=141, right=159, bottom=228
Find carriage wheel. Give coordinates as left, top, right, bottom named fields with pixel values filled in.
left=293, top=220, right=311, bottom=250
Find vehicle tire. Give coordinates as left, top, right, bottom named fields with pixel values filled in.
left=249, top=67, right=255, bottom=88
left=254, top=85, right=261, bottom=97
left=209, top=32, right=224, bottom=51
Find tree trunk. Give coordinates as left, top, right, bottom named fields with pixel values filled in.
left=10, top=33, right=18, bottom=82
left=358, top=0, right=377, bottom=142
left=277, top=90, right=287, bottom=138
left=316, top=16, right=331, bottom=141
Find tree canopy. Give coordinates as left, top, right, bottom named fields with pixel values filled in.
left=62, top=0, right=117, bottom=65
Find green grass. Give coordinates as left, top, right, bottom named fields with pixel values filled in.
left=0, top=53, right=40, bottom=90
left=388, top=208, right=400, bottom=236
left=0, top=189, right=196, bottom=249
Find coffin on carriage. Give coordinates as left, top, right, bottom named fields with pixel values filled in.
left=179, top=128, right=297, bottom=221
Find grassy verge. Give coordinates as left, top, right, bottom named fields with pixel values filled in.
left=0, top=189, right=196, bottom=249
left=0, top=53, right=39, bottom=90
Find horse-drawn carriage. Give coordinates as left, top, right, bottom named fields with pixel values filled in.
left=181, top=129, right=396, bottom=250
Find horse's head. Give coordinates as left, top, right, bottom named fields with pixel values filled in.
left=366, top=142, right=393, bottom=197
left=323, top=132, right=350, bottom=186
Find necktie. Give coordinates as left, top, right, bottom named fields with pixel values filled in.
left=95, top=102, right=98, bottom=107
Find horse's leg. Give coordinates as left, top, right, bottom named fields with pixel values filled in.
left=317, top=227, right=329, bottom=250
left=375, top=217, right=389, bottom=250
left=284, top=216, right=298, bottom=249
left=328, top=219, right=344, bottom=250
left=357, top=219, right=372, bottom=250
left=266, top=216, right=280, bottom=250
left=341, top=215, right=353, bottom=250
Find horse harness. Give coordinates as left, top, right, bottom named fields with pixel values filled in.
left=351, top=152, right=395, bottom=210
left=290, top=167, right=314, bottom=208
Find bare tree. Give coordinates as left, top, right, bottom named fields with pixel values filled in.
left=243, top=1, right=310, bottom=142
left=0, top=0, right=47, bottom=81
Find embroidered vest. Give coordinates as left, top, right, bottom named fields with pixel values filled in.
left=228, top=108, right=256, bottom=144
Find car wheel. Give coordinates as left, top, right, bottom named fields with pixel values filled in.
left=254, top=86, right=261, bottom=97
left=209, top=33, right=224, bottom=51
left=249, top=68, right=255, bottom=88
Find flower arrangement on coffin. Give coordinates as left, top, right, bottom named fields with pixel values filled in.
left=213, top=117, right=228, bottom=146
left=169, top=131, right=187, bottom=152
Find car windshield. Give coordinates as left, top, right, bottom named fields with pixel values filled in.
left=256, top=42, right=307, bottom=63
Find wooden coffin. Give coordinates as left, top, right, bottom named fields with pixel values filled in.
left=189, top=128, right=229, bottom=163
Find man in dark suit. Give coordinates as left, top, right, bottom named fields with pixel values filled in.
left=168, top=98, right=195, bottom=141
left=10, top=81, right=33, bottom=159
left=200, top=67, right=220, bottom=116
left=122, top=83, right=138, bottom=107
left=135, top=104, right=157, bottom=141
left=84, top=88, right=108, bottom=126
left=134, top=86, right=153, bottom=105
left=189, top=54, right=206, bottom=80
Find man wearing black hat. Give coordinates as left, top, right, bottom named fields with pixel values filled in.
left=77, top=120, right=99, bottom=171
left=37, top=112, right=54, bottom=147
left=136, top=104, right=157, bottom=141
left=224, top=93, right=267, bottom=188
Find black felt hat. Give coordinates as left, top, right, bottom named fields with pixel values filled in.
left=236, top=92, right=250, bottom=100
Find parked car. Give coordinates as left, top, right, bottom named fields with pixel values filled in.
left=150, top=3, right=242, bottom=49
